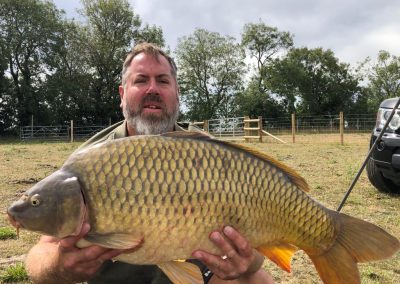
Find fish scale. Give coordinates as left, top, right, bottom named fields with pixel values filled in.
left=7, top=132, right=399, bottom=284
left=60, top=135, right=336, bottom=264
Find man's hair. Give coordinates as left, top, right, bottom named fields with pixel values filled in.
left=121, top=42, right=177, bottom=86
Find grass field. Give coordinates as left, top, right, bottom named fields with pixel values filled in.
left=0, top=134, right=399, bottom=283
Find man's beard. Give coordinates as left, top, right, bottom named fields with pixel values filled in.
left=122, top=94, right=179, bottom=135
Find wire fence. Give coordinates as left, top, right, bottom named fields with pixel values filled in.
left=202, top=114, right=375, bottom=133
left=193, top=113, right=376, bottom=144
left=20, top=125, right=106, bottom=141
left=263, top=114, right=376, bottom=135
left=19, top=113, right=377, bottom=144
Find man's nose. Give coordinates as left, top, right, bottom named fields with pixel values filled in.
left=146, top=78, right=159, bottom=94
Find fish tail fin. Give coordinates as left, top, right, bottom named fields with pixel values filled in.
left=308, top=212, right=400, bottom=284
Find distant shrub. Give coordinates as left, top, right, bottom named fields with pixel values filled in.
left=1, top=263, right=29, bottom=283
left=0, top=227, right=17, bottom=240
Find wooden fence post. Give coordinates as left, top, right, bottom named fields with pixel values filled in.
left=70, top=120, right=74, bottom=143
left=340, top=112, right=344, bottom=145
left=31, top=115, right=34, bottom=138
left=203, top=120, right=209, bottom=132
left=258, top=116, right=263, bottom=143
left=291, top=113, right=296, bottom=143
left=244, top=116, right=249, bottom=142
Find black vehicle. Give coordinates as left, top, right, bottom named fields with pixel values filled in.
left=367, top=98, right=400, bottom=193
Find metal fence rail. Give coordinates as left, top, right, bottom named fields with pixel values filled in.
left=20, top=126, right=70, bottom=141
left=207, top=117, right=245, bottom=138
left=20, top=125, right=106, bottom=141
left=72, top=126, right=107, bottom=139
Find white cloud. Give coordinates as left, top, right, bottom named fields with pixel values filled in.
left=53, top=0, right=400, bottom=66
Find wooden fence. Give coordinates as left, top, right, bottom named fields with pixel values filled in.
left=192, top=112, right=373, bottom=145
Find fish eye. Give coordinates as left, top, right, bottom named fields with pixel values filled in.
left=30, top=194, right=41, bottom=207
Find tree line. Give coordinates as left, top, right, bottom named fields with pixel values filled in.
left=1, top=0, right=399, bottom=134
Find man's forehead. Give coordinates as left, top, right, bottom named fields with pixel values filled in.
left=130, top=53, right=172, bottom=74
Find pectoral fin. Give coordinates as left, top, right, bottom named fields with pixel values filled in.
left=158, top=261, right=203, bottom=284
left=83, top=233, right=144, bottom=250
left=257, top=242, right=298, bottom=272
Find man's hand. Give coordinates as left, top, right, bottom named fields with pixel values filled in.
left=26, top=223, right=124, bottom=283
left=55, top=223, right=123, bottom=282
left=192, top=226, right=265, bottom=281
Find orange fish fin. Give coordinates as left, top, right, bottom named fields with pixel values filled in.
left=214, top=141, right=309, bottom=192
left=257, top=242, right=298, bottom=272
left=83, top=233, right=144, bottom=250
left=158, top=261, right=203, bottom=284
left=307, top=211, right=399, bottom=284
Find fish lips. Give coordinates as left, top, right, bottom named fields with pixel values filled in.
left=7, top=194, right=35, bottom=230
left=7, top=209, right=22, bottom=230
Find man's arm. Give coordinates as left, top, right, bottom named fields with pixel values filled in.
left=25, top=224, right=121, bottom=284
left=193, top=226, right=275, bottom=284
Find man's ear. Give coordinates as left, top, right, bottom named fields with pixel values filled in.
left=119, top=85, right=124, bottom=108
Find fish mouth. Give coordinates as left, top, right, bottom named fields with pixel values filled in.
left=7, top=212, right=22, bottom=238
left=7, top=212, right=23, bottom=230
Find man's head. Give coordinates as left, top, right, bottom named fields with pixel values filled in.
left=119, top=42, right=179, bottom=135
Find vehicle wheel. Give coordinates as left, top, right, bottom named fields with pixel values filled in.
left=366, top=158, right=400, bottom=194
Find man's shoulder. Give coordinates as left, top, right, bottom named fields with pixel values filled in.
left=77, top=121, right=127, bottom=151
left=176, top=122, right=207, bottom=134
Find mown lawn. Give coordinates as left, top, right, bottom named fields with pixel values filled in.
left=0, top=134, right=399, bottom=283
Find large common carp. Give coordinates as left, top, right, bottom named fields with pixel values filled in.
left=7, top=132, right=400, bottom=283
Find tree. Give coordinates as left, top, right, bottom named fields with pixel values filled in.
left=175, top=28, right=245, bottom=120
left=359, top=50, right=400, bottom=110
left=81, top=0, right=142, bottom=124
left=41, top=20, right=94, bottom=125
left=0, top=0, right=65, bottom=126
left=237, top=21, right=293, bottom=118
left=267, top=47, right=360, bottom=115
left=134, top=23, right=165, bottom=48
left=0, top=34, right=13, bottom=132
left=241, top=21, right=293, bottom=91
left=234, top=80, right=284, bottom=118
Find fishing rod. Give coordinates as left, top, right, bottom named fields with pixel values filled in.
left=337, top=97, right=400, bottom=212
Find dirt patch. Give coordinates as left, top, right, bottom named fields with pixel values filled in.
left=0, top=255, right=25, bottom=266
left=7, top=178, right=39, bottom=185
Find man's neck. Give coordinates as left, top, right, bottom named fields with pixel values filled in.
left=126, top=123, right=175, bottom=136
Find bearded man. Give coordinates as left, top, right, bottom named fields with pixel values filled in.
left=25, top=43, right=273, bottom=284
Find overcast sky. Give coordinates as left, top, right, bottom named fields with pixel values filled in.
left=54, top=0, right=400, bottom=67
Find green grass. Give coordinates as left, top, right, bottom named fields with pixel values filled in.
left=0, top=227, right=17, bottom=240
left=0, top=135, right=399, bottom=283
left=0, top=263, right=29, bottom=283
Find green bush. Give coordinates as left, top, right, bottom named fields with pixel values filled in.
left=0, top=227, right=17, bottom=240
left=1, top=263, right=29, bottom=283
